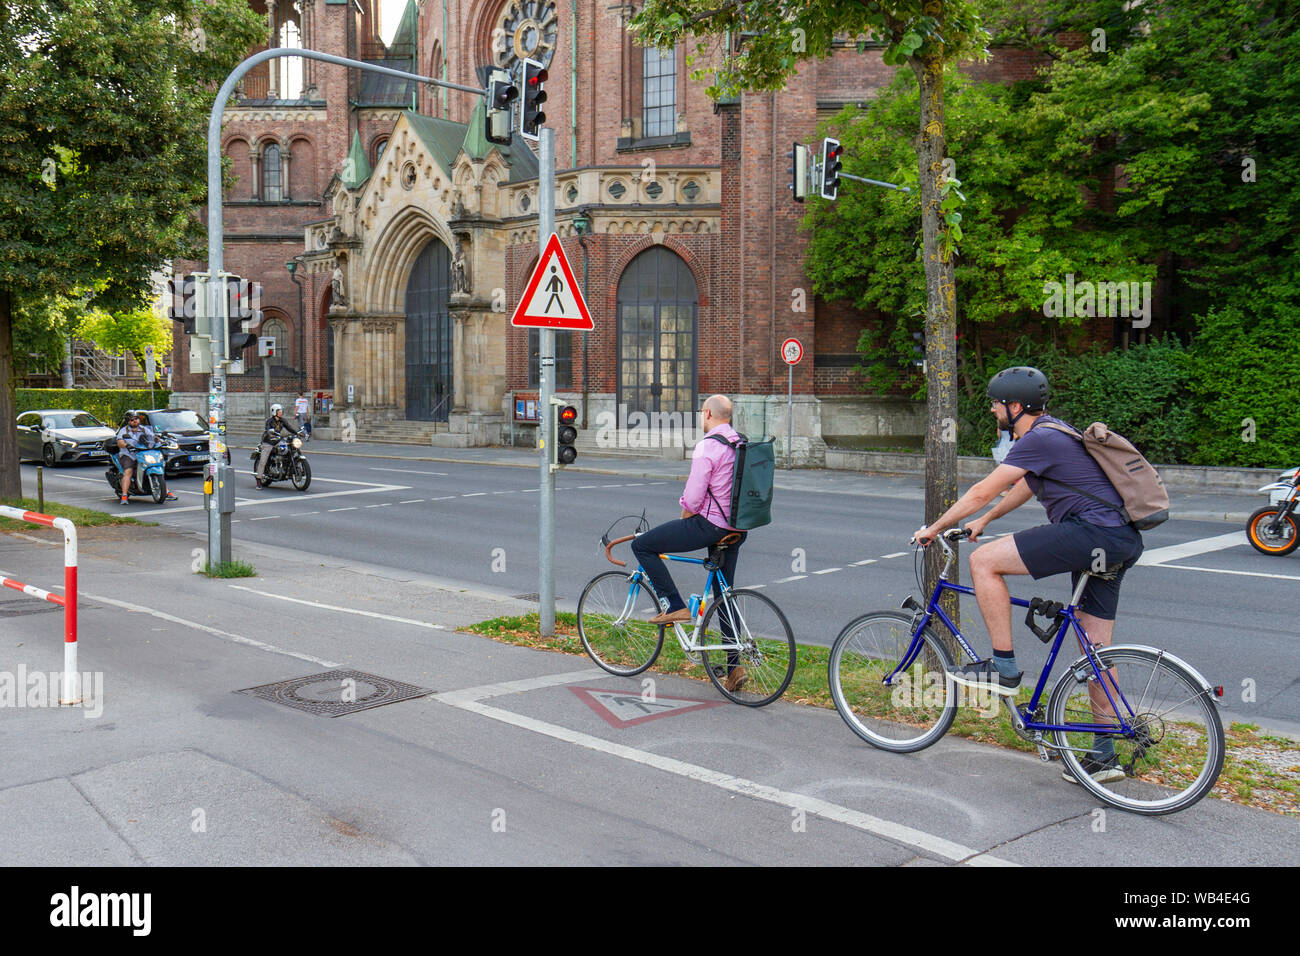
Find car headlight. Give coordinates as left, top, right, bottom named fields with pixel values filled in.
left=292, top=438, right=303, bottom=449
left=59, top=439, right=77, bottom=447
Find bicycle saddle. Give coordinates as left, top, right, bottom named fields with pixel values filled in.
left=1085, top=558, right=1130, bottom=582
left=705, top=532, right=743, bottom=569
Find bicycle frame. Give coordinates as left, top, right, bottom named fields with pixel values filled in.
left=622, top=554, right=745, bottom=656
left=898, top=540, right=1139, bottom=738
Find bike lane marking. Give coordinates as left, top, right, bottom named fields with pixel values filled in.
left=1137, top=531, right=1246, bottom=566
left=430, top=688, right=1018, bottom=866
left=569, top=687, right=725, bottom=728
left=227, top=586, right=447, bottom=629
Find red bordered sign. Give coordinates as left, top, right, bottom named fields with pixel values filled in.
left=510, top=233, right=594, bottom=330
left=781, top=337, right=804, bottom=365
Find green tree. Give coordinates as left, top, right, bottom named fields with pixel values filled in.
left=0, top=0, right=263, bottom=497
left=632, top=0, right=989, bottom=594
left=78, top=306, right=173, bottom=372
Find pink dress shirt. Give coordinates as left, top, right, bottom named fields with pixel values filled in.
left=680, top=423, right=740, bottom=529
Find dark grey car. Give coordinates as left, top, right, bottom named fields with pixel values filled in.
left=15, top=409, right=117, bottom=467
left=131, top=408, right=229, bottom=476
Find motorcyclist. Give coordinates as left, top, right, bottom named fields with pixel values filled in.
left=115, top=413, right=175, bottom=503
left=255, top=403, right=301, bottom=487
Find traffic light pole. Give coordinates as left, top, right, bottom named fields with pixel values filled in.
left=538, top=128, right=556, bottom=638
left=204, top=48, right=488, bottom=568
left=838, top=172, right=912, bottom=193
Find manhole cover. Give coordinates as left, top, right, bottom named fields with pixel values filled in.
left=512, top=592, right=539, bottom=602
left=236, top=670, right=432, bottom=717
left=0, top=601, right=61, bottom=617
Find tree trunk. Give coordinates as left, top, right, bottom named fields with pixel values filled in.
left=912, top=52, right=961, bottom=631
left=0, top=288, right=22, bottom=499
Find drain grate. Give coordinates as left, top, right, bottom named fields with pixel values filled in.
left=236, top=670, right=432, bottom=718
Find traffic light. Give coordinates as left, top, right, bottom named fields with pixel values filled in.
left=549, top=398, right=578, bottom=469
left=820, top=138, right=843, bottom=200
left=911, top=330, right=925, bottom=369
left=520, top=58, right=548, bottom=140
left=485, top=68, right=517, bottom=146
left=788, top=142, right=809, bottom=203
left=229, top=325, right=257, bottom=360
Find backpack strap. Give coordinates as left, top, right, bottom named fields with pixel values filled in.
left=1028, top=421, right=1130, bottom=521
left=704, top=432, right=741, bottom=525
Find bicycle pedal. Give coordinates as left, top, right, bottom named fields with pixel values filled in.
left=1036, top=745, right=1051, bottom=763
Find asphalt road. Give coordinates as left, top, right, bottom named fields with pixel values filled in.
left=21, top=451, right=1300, bottom=735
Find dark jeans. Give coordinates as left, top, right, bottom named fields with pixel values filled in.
left=631, top=515, right=744, bottom=613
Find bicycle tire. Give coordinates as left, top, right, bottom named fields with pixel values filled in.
left=576, top=570, right=665, bottom=677
left=1047, top=645, right=1224, bottom=815
left=699, top=589, right=796, bottom=707
left=828, top=610, right=958, bottom=753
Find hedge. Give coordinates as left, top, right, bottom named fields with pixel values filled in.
left=16, top=389, right=173, bottom=428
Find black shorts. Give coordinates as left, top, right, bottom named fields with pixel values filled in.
left=1013, top=515, right=1144, bottom=621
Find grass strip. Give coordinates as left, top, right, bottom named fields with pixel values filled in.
left=0, top=497, right=146, bottom=530
left=463, top=612, right=1298, bottom=817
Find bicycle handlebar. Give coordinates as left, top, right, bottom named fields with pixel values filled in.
left=604, top=533, right=635, bottom=567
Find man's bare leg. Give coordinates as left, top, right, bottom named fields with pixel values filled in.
left=968, top=536, right=1030, bottom=653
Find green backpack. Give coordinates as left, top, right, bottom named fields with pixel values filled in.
left=707, top=432, right=775, bottom=530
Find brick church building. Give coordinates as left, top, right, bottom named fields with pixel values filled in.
left=173, top=0, right=1048, bottom=459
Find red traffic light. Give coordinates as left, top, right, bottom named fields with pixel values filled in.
left=527, top=68, right=548, bottom=87
left=559, top=405, right=577, bottom=425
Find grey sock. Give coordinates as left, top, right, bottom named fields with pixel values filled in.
left=992, top=650, right=1019, bottom=679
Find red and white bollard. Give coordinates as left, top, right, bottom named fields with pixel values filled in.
left=0, top=506, right=79, bottom=704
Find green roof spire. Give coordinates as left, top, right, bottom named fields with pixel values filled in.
left=341, top=130, right=371, bottom=189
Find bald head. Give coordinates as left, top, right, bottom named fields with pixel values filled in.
left=703, top=394, right=732, bottom=423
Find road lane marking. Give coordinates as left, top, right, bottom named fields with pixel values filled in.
left=881, top=552, right=908, bottom=559
left=229, top=586, right=448, bottom=629
left=463, top=493, right=487, bottom=497
left=851, top=559, right=877, bottom=566
left=432, top=693, right=1016, bottom=866
left=431, top=668, right=604, bottom=705
left=329, top=507, right=357, bottom=512
left=773, top=575, right=806, bottom=584
left=369, top=467, right=449, bottom=476
left=813, top=568, right=841, bottom=575
left=116, top=481, right=412, bottom=516
left=1138, top=531, right=1246, bottom=566
left=249, top=515, right=277, bottom=521
left=1153, top=564, right=1300, bottom=582
left=399, top=499, right=424, bottom=504
left=432, top=496, right=456, bottom=501
left=81, top=594, right=339, bottom=668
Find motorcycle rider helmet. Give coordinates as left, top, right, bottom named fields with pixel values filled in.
left=987, top=366, right=1050, bottom=431
left=270, top=403, right=284, bottom=415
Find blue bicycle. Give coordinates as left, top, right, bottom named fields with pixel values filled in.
left=828, top=529, right=1225, bottom=814
left=576, top=522, right=796, bottom=706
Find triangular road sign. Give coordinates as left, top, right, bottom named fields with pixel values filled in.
left=569, top=686, right=725, bottom=729
left=510, top=233, right=594, bottom=330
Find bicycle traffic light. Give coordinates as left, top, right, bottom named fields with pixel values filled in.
left=520, top=58, right=548, bottom=140
left=911, top=330, right=925, bottom=369
left=485, top=68, right=517, bottom=146
left=788, top=142, right=810, bottom=203
left=549, top=398, right=578, bottom=470
left=820, top=138, right=843, bottom=200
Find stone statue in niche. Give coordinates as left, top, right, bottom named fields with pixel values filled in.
left=452, top=243, right=471, bottom=295
left=330, top=265, right=348, bottom=309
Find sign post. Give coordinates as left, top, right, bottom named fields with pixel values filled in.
left=781, top=337, right=803, bottom=470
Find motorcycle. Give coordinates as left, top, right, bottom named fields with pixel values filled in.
left=104, top=440, right=171, bottom=504
left=252, top=429, right=312, bottom=491
left=1246, top=466, right=1299, bottom=556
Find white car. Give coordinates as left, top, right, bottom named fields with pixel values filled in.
left=15, top=409, right=118, bottom=467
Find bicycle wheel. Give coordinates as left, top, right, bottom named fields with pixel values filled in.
left=828, top=611, right=957, bottom=753
left=576, top=570, right=665, bottom=676
left=699, top=589, right=796, bottom=706
left=1047, top=646, right=1224, bottom=815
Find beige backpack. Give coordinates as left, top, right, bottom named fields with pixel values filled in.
left=1039, top=422, right=1171, bottom=530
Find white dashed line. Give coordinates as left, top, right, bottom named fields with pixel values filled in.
left=463, top=493, right=487, bottom=497
left=328, top=507, right=357, bottom=512
left=813, top=568, right=841, bottom=575
left=851, top=559, right=877, bottom=566
left=432, top=496, right=456, bottom=501
left=399, top=499, right=424, bottom=504
left=881, top=552, right=908, bottom=559
left=249, top=515, right=277, bottom=521
left=744, top=583, right=765, bottom=590
left=773, top=575, right=807, bottom=584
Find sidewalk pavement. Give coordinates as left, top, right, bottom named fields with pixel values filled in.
left=4, top=518, right=1298, bottom=866
left=223, top=429, right=1264, bottom=524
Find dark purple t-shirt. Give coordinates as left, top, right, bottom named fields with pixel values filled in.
left=1003, top=415, right=1127, bottom=527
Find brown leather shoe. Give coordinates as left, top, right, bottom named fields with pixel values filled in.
left=721, top=667, right=748, bottom=692
left=648, top=607, right=692, bottom=625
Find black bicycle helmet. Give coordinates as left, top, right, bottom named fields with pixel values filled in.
left=987, top=366, right=1050, bottom=411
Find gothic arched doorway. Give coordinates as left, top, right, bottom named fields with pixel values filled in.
left=404, top=238, right=453, bottom=421
left=616, top=247, right=698, bottom=418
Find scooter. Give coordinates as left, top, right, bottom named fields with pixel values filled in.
left=104, top=441, right=170, bottom=504
left=1246, top=466, right=1299, bottom=556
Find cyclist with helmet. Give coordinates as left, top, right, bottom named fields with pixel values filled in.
left=255, top=403, right=300, bottom=487
left=914, top=367, right=1144, bottom=783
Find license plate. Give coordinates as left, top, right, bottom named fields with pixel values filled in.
left=190, top=454, right=210, bottom=462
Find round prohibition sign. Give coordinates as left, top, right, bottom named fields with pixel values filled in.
left=781, top=337, right=803, bottom=365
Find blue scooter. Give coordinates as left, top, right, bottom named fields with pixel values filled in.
left=104, top=441, right=170, bottom=504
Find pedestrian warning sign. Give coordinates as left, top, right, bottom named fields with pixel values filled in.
left=510, top=232, right=594, bottom=330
